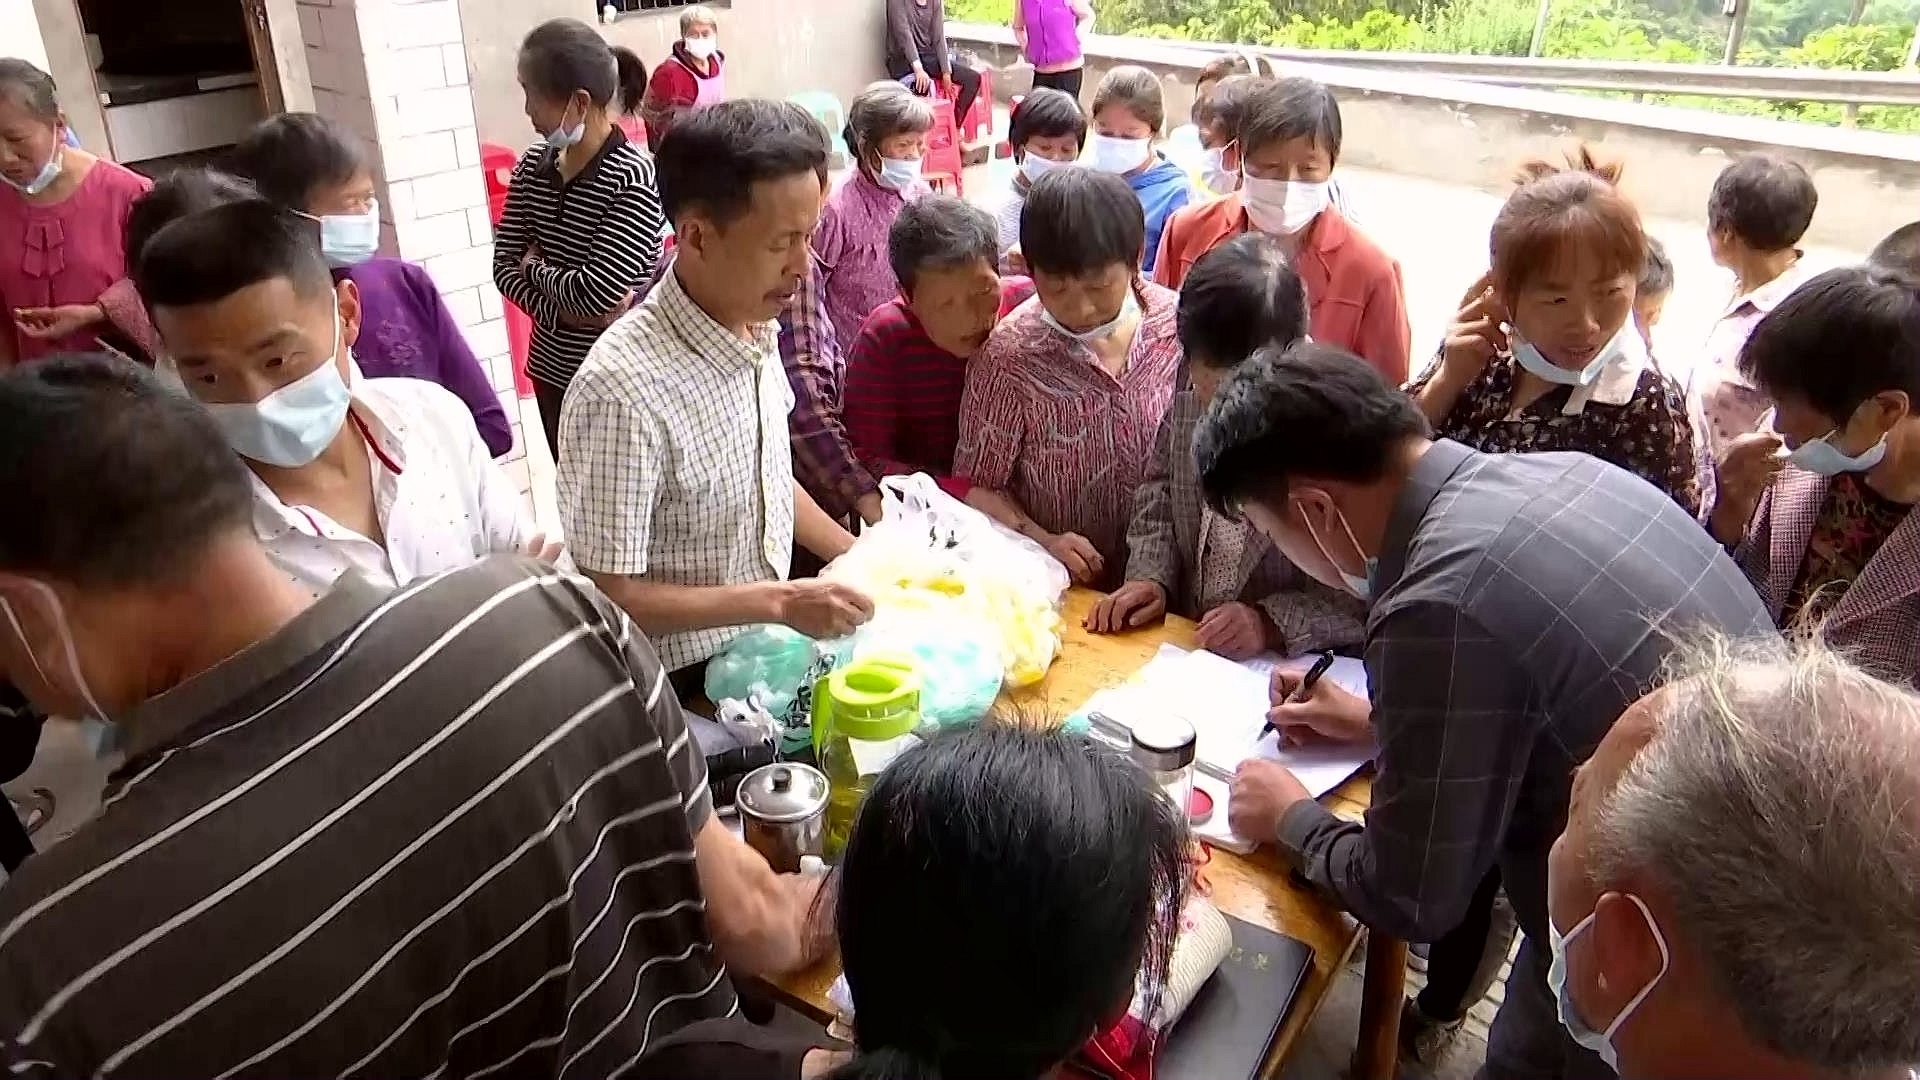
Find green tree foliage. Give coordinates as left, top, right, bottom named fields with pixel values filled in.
left=947, top=0, right=1920, bottom=131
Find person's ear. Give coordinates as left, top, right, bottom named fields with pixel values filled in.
left=336, top=278, right=363, bottom=354
left=1588, top=891, right=1666, bottom=1019
left=1867, top=389, right=1911, bottom=432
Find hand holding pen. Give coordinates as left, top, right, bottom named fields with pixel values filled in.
left=1262, top=651, right=1373, bottom=746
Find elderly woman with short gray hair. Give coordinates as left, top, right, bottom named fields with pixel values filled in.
left=639, top=3, right=726, bottom=145
left=813, top=82, right=935, bottom=347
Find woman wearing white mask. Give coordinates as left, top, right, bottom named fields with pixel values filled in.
left=1155, top=77, right=1407, bottom=383
left=494, top=18, right=664, bottom=457
left=1711, top=266, right=1920, bottom=684
left=1084, top=66, right=1193, bottom=276
left=0, top=59, right=159, bottom=370
left=814, top=82, right=934, bottom=349
left=1409, top=147, right=1698, bottom=516
left=228, top=114, right=513, bottom=457
left=132, top=196, right=555, bottom=599
left=992, top=88, right=1086, bottom=270
left=639, top=4, right=726, bottom=146
left=956, top=168, right=1181, bottom=589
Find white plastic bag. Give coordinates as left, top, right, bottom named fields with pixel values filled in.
left=825, top=474, right=1070, bottom=687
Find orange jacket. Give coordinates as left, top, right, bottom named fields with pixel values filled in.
left=1152, top=196, right=1412, bottom=386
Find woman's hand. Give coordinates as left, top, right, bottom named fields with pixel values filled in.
left=1041, top=531, right=1104, bottom=585
left=1086, top=580, right=1166, bottom=633
left=1437, top=279, right=1506, bottom=387
left=14, top=303, right=104, bottom=341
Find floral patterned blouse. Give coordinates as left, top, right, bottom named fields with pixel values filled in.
left=1408, top=342, right=1699, bottom=516
left=1782, top=471, right=1910, bottom=628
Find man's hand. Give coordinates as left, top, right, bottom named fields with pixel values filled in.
left=941, top=75, right=958, bottom=101
left=1266, top=667, right=1372, bottom=744
left=1086, top=580, right=1166, bottom=634
left=777, top=579, right=875, bottom=639
left=854, top=492, right=884, bottom=527
left=1042, top=531, right=1105, bottom=585
left=1228, top=758, right=1313, bottom=845
left=1710, top=430, right=1786, bottom=543
left=909, top=64, right=933, bottom=95
left=14, top=303, right=104, bottom=341
left=523, top=532, right=566, bottom=563
left=1196, top=601, right=1273, bottom=660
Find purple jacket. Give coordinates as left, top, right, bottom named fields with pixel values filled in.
left=336, top=258, right=514, bottom=457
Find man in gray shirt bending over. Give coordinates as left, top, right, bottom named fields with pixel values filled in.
left=1197, top=342, right=1775, bottom=1080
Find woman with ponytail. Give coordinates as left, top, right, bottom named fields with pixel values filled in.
left=630, top=722, right=1189, bottom=1079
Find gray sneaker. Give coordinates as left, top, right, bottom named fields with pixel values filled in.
left=1399, top=996, right=1464, bottom=1068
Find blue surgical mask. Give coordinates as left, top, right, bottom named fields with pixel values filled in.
left=3, top=144, right=64, bottom=196
left=1020, top=152, right=1065, bottom=184
left=1787, top=427, right=1889, bottom=476
left=1547, top=895, right=1670, bottom=1073
left=1302, top=503, right=1377, bottom=601
left=1042, top=288, right=1138, bottom=345
left=1510, top=323, right=1627, bottom=387
left=877, top=155, right=922, bottom=191
left=317, top=199, right=381, bottom=267
left=547, top=107, right=586, bottom=150
left=2, top=581, right=116, bottom=758
left=204, top=298, right=353, bottom=467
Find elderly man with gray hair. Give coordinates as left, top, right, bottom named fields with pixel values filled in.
left=1547, top=632, right=1920, bottom=1080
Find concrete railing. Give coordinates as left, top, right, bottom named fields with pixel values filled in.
left=948, top=22, right=1920, bottom=250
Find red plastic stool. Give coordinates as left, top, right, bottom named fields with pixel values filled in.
left=923, top=94, right=964, bottom=196
left=481, top=142, right=537, bottom=400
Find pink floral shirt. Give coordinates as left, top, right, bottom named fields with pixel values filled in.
left=954, top=282, right=1183, bottom=589
left=812, top=169, right=928, bottom=349
left=0, top=156, right=157, bottom=366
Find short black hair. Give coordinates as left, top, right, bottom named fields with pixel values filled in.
left=1867, top=221, right=1920, bottom=280
left=0, top=355, right=253, bottom=588
left=0, top=58, right=57, bottom=122
left=134, top=199, right=335, bottom=310
left=1177, top=233, right=1307, bottom=369
left=1738, top=266, right=1920, bottom=424
left=227, top=112, right=367, bottom=210
left=1008, top=87, right=1086, bottom=155
left=835, top=723, right=1187, bottom=1080
left=654, top=98, right=828, bottom=229
left=1707, top=153, right=1817, bottom=253
left=125, top=168, right=257, bottom=270
left=888, top=195, right=998, bottom=296
left=1196, top=341, right=1431, bottom=513
left=518, top=18, right=620, bottom=108
left=1239, top=76, right=1343, bottom=163
left=1639, top=234, right=1675, bottom=298
left=1019, top=167, right=1145, bottom=277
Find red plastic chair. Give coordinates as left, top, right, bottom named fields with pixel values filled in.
left=481, top=142, right=536, bottom=401
left=961, top=66, right=993, bottom=145
left=922, top=93, right=964, bottom=196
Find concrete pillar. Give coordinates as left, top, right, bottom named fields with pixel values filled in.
left=293, top=0, right=535, bottom=497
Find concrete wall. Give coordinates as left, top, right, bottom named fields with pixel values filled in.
left=2, top=0, right=50, bottom=70
left=954, top=25, right=1920, bottom=252
left=457, top=0, right=887, bottom=152
left=25, top=0, right=109, bottom=151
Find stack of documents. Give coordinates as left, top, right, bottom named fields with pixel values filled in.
left=1076, top=646, right=1374, bottom=853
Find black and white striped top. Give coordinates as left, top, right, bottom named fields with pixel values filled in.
left=493, top=129, right=665, bottom=391
left=0, top=557, right=734, bottom=1078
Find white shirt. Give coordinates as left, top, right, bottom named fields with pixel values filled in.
left=557, top=268, right=797, bottom=673
left=252, top=376, right=538, bottom=597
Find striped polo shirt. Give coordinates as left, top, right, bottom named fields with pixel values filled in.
left=0, top=557, right=734, bottom=1078
left=492, top=129, right=666, bottom=391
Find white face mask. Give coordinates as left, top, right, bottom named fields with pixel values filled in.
left=201, top=294, right=353, bottom=467
left=1086, top=133, right=1149, bottom=175
left=547, top=104, right=586, bottom=150
left=3, top=140, right=64, bottom=196
left=1511, top=321, right=1636, bottom=388
left=2, top=581, right=116, bottom=756
left=1042, top=287, right=1138, bottom=345
left=1547, top=894, right=1671, bottom=1074
left=1241, top=176, right=1330, bottom=236
left=1020, top=152, right=1066, bottom=184
left=877, top=155, right=922, bottom=191
left=683, top=34, right=717, bottom=60
left=1202, top=146, right=1240, bottom=195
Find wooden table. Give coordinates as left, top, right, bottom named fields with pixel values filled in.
left=764, top=589, right=1407, bottom=1080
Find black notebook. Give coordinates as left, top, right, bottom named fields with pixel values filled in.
left=1157, top=914, right=1315, bottom=1080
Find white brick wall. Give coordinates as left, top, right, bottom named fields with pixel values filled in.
left=297, top=0, right=540, bottom=501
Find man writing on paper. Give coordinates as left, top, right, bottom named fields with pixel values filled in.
left=1192, top=342, right=1775, bottom=1080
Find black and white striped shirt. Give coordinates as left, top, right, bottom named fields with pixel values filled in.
left=0, top=557, right=733, bottom=1078
left=493, top=129, right=665, bottom=391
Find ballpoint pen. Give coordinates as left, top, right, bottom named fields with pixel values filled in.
left=1260, top=650, right=1337, bottom=742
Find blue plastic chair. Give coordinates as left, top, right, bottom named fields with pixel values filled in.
left=788, top=90, right=850, bottom=168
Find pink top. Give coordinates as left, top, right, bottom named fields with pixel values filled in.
left=953, top=282, right=1184, bottom=589
left=1687, top=263, right=1813, bottom=511
left=812, top=168, right=928, bottom=349
left=0, top=156, right=157, bottom=367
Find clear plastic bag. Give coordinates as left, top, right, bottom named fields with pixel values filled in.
left=702, top=625, right=834, bottom=752
left=824, top=474, right=1070, bottom=687
left=835, top=609, right=1005, bottom=729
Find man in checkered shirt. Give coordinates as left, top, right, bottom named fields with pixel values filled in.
left=557, top=100, right=874, bottom=693
left=1195, top=341, right=1776, bottom=1080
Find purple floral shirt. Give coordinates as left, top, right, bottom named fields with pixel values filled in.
left=336, top=258, right=514, bottom=456
left=812, top=169, right=929, bottom=350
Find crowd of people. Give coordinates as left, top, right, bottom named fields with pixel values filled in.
left=1, top=9, right=1919, bottom=1080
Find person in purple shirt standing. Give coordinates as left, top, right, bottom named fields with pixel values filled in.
left=814, top=83, right=934, bottom=351
left=227, top=113, right=514, bottom=456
